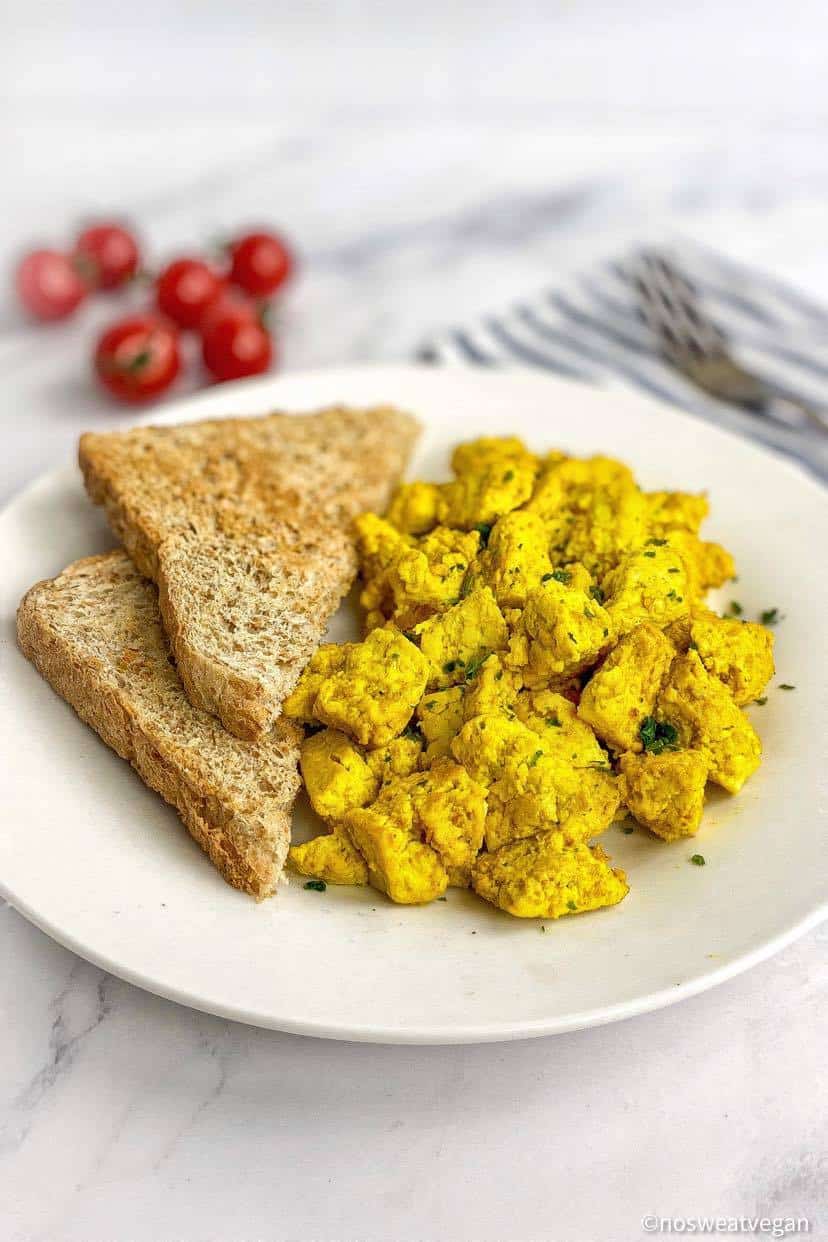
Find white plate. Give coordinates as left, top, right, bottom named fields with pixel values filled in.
left=1, top=365, right=826, bottom=1044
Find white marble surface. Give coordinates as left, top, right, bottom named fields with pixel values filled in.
left=2, top=3, right=827, bottom=1240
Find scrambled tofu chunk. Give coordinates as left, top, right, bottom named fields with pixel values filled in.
left=668, top=530, right=736, bottom=601
left=289, top=826, right=369, bottom=886
left=388, top=526, right=480, bottom=622
left=515, top=689, right=606, bottom=766
left=314, top=628, right=430, bottom=747
left=452, top=713, right=618, bottom=850
left=506, top=575, right=613, bottom=685
left=404, top=759, right=487, bottom=878
left=300, top=729, right=378, bottom=820
left=690, top=612, right=774, bottom=705
left=417, top=686, right=466, bottom=761
left=365, top=734, right=423, bottom=783
left=644, top=490, right=709, bottom=537
left=602, top=544, right=690, bottom=635
left=656, top=651, right=761, bottom=793
left=414, top=586, right=509, bottom=688
left=438, top=438, right=538, bottom=529
left=578, top=623, right=675, bottom=752
left=472, top=830, right=629, bottom=919
left=619, top=750, right=710, bottom=841
left=284, top=644, right=348, bottom=722
left=385, top=481, right=442, bottom=535
left=478, top=511, right=553, bottom=607
left=353, top=512, right=413, bottom=629
left=462, top=655, right=520, bottom=720
left=345, top=795, right=448, bottom=904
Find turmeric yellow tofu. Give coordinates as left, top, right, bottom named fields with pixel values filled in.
left=619, top=750, right=710, bottom=841
left=417, top=686, right=465, bottom=761
left=365, top=734, right=424, bottom=783
left=385, top=480, right=442, bottom=535
left=292, top=433, right=776, bottom=921
left=388, top=526, right=480, bottom=621
left=284, top=644, right=349, bottom=723
left=515, top=689, right=606, bottom=767
left=656, top=651, right=761, bottom=793
left=300, top=729, right=379, bottom=820
left=437, top=438, right=538, bottom=529
left=405, top=759, right=487, bottom=877
left=578, top=623, right=675, bottom=753
left=414, top=586, right=509, bottom=689
left=478, top=511, right=553, bottom=607
left=314, top=627, right=429, bottom=747
left=462, top=655, right=520, bottom=720
left=602, top=544, right=690, bottom=634
left=472, top=830, right=629, bottom=919
left=506, top=574, right=613, bottom=685
left=344, top=795, right=448, bottom=904
left=644, top=490, right=709, bottom=537
left=690, top=612, right=774, bottom=705
left=289, top=826, right=369, bottom=886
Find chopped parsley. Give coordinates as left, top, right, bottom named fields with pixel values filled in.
left=690, top=854, right=706, bottom=867
left=621, top=825, right=634, bottom=835
left=567, top=631, right=577, bottom=644
left=546, top=715, right=562, bottom=728
left=566, top=900, right=577, bottom=912
left=543, top=568, right=571, bottom=585
left=727, top=600, right=743, bottom=617
left=464, top=653, right=490, bottom=681
left=646, top=537, right=668, bottom=546
left=779, top=683, right=796, bottom=691
left=473, top=522, right=492, bottom=546
left=584, top=606, right=594, bottom=619
left=667, top=567, right=680, bottom=574
left=443, top=659, right=463, bottom=674
left=589, top=584, right=606, bottom=604
left=754, top=697, right=767, bottom=706
left=502, top=469, right=515, bottom=482
left=642, top=550, right=656, bottom=558
left=586, top=760, right=612, bottom=771
left=402, top=724, right=421, bottom=742
left=528, top=749, right=544, bottom=768
left=760, top=607, right=782, bottom=625
left=639, top=715, right=680, bottom=755
left=303, top=879, right=327, bottom=892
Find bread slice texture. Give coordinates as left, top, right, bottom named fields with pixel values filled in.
left=17, top=551, right=303, bottom=900
left=79, top=406, right=420, bottom=739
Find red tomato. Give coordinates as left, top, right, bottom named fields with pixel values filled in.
left=202, top=315, right=273, bottom=382
left=15, top=249, right=88, bottom=321
left=156, top=258, right=222, bottom=329
left=198, top=287, right=257, bottom=335
left=75, top=224, right=140, bottom=289
left=94, top=315, right=181, bottom=404
left=229, top=231, right=293, bottom=297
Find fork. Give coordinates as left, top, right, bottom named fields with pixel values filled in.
left=631, top=251, right=828, bottom=435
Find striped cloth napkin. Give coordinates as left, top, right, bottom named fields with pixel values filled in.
left=418, top=241, right=828, bottom=480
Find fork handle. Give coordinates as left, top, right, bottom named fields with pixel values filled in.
left=762, top=392, right=828, bottom=435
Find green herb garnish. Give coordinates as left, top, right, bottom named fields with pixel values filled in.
left=589, top=584, right=605, bottom=604
left=779, top=683, right=795, bottom=690
left=622, top=825, right=634, bottom=835
left=304, top=879, right=327, bottom=892
left=760, top=608, right=782, bottom=625
left=727, top=601, right=743, bottom=617
left=566, top=901, right=577, bottom=912
left=464, top=653, right=490, bottom=681
left=754, top=697, right=767, bottom=706
left=528, top=749, right=544, bottom=768
left=546, top=715, right=561, bottom=728
left=550, top=568, right=572, bottom=585
left=502, top=469, right=515, bottom=482
left=646, top=537, right=668, bottom=546
left=473, top=523, right=492, bottom=546
left=639, top=716, right=680, bottom=755
left=690, top=854, right=706, bottom=867
left=642, top=551, right=656, bottom=558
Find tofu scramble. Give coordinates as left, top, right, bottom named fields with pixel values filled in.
left=284, top=437, right=775, bottom=920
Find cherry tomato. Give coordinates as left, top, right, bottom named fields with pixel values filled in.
left=156, top=258, right=222, bottom=329
left=202, top=315, right=273, bottom=382
left=229, top=231, right=293, bottom=297
left=198, top=287, right=258, bottom=335
left=75, top=223, right=140, bottom=289
left=15, top=249, right=88, bottom=321
left=94, top=315, right=181, bottom=404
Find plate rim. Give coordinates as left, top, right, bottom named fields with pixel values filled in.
left=2, top=363, right=827, bottom=1044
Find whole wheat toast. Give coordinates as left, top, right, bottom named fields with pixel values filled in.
left=17, top=552, right=302, bottom=899
left=79, top=406, right=419, bottom=739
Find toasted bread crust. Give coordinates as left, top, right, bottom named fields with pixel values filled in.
left=79, top=406, right=419, bottom=738
left=17, top=552, right=302, bottom=899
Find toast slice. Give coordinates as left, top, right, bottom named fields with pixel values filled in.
left=79, top=406, right=419, bottom=739
left=18, top=551, right=303, bottom=900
